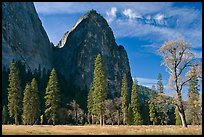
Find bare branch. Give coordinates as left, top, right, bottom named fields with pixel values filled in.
left=179, top=77, right=192, bottom=92
left=177, top=60, right=192, bottom=77
left=176, top=47, right=187, bottom=68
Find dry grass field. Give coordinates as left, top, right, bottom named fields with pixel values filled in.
left=2, top=125, right=202, bottom=135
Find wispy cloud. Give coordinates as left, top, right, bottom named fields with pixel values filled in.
left=122, top=9, right=141, bottom=19
left=106, top=7, right=117, bottom=22
left=34, top=2, right=202, bottom=56
left=135, top=77, right=158, bottom=88
left=154, top=14, right=165, bottom=22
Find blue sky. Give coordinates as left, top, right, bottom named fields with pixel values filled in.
left=34, top=2, right=202, bottom=99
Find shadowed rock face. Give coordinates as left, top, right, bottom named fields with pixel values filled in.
left=2, top=2, right=52, bottom=70
left=54, top=10, right=132, bottom=97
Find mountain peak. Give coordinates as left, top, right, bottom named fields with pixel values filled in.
left=83, top=9, right=100, bottom=18
left=57, top=9, right=113, bottom=48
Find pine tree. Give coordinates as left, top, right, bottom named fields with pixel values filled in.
left=44, top=68, right=60, bottom=125
left=30, top=78, right=40, bottom=124
left=7, top=61, right=22, bottom=125
left=157, top=73, right=163, bottom=93
left=175, top=107, right=182, bottom=125
left=121, top=73, right=128, bottom=125
left=131, top=79, right=142, bottom=125
left=92, top=54, right=107, bottom=126
left=2, top=105, right=9, bottom=124
left=22, top=84, right=32, bottom=125
left=127, top=104, right=133, bottom=125
left=187, top=66, right=200, bottom=125
left=22, top=78, right=40, bottom=125
left=149, top=100, right=157, bottom=125
left=87, top=83, right=94, bottom=124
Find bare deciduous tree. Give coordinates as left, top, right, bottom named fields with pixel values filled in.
left=68, top=100, right=84, bottom=125
left=159, top=39, right=200, bottom=127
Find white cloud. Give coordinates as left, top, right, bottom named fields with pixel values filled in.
left=34, top=2, right=202, bottom=52
left=122, top=9, right=141, bottom=19
left=34, top=2, right=172, bottom=15
left=154, top=14, right=165, bottom=22
left=106, top=7, right=117, bottom=17
left=106, top=7, right=117, bottom=22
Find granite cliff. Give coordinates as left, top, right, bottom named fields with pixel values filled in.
left=53, top=10, right=132, bottom=97
left=2, top=2, right=52, bottom=70
left=2, top=3, right=132, bottom=97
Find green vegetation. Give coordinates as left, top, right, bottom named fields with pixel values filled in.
left=44, top=69, right=60, bottom=125
left=2, top=105, right=9, bottom=124
left=121, top=73, right=128, bottom=125
left=7, top=61, right=22, bottom=125
left=2, top=40, right=202, bottom=127
left=91, top=54, right=107, bottom=126
left=131, top=79, right=142, bottom=125
left=157, top=73, right=163, bottom=93
left=22, top=78, right=40, bottom=125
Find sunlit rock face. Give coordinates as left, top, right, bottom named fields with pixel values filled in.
left=54, top=10, right=132, bottom=97
left=2, top=2, right=52, bottom=70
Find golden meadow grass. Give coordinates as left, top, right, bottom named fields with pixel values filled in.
left=2, top=125, right=202, bottom=135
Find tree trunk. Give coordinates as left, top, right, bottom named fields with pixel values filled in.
left=177, top=105, right=187, bottom=127
left=117, top=110, right=120, bottom=125
left=75, top=111, right=78, bottom=125
left=53, top=119, right=55, bottom=126
left=100, top=114, right=102, bottom=126
left=15, top=115, right=18, bottom=125
left=103, top=115, right=105, bottom=126
left=87, top=113, right=90, bottom=124
left=91, top=114, right=94, bottom=124
left=123, top=112, right=126, bottom=125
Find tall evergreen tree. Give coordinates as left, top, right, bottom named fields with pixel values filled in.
left=7, top=61, right=22, bottom=125
left=121, top=73, right=128, bottom=125
left=30, top=78, right=40, bottom=124
left=87, top=83, right=94, bottom=124
left=92, top=54, right=107, bottom=126
left=131, top=79, right=142, bottom=125
left=2, top=105, right=9, bottom=124
left=22, top=78, right=40, bottom=125
left=22, top=84, right=32, bottom=125
left=127, top=104, right=133, bottom=125
left=149, top=100, right=157, bottom=125
left=187, top=66, right=200, bottom=125
left=157, top=73, right=164, bottom=93
left=44, top=68, right=60, bottom=125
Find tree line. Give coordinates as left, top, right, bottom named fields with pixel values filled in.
left=2, top=40, right=202, bottom=127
